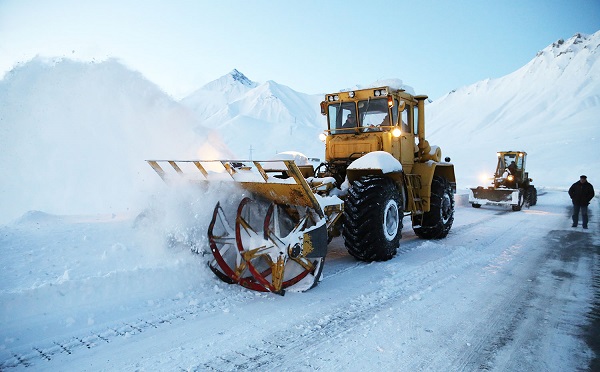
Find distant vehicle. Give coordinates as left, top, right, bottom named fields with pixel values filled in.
left=469, top=151, right=537, bottom=211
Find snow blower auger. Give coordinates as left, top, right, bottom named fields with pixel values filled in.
left=147, top=159, right=334, bottom=295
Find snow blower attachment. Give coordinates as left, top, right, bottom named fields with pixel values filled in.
left=147, top=160, right=332, bottom=295
left=469, top=151, right=537, bottom=211
left=147, top=85, right=457, bottom=295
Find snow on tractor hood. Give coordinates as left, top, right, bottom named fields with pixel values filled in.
left=347, top=151, right=403, bottom=173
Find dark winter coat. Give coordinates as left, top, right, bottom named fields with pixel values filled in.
left=568, top=181, right=595, bottom=206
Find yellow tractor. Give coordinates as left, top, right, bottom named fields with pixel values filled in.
left=469, top=151, right=537, bottom=211
left=147, top=86, right=456, bottom=295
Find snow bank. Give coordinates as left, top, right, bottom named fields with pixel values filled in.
left=0, top=58, right=232, bottom=224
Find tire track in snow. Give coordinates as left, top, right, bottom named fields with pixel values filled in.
left=194, top=242, right=499, bottom=371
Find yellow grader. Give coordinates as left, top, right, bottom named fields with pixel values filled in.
left=147, top=86, right=456, bottom=295
left=469, top=151, right=537, bottom=211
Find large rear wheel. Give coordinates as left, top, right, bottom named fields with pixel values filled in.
left=527, top=186, right=538, bottom=206
left=343, top=176, right=403, bottom=261
left=413, top=176, right=455, bottom=239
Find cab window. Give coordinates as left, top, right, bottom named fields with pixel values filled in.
left=328, top=102, right=357, bottom=132
left=357, top=98, right=389, bottom=130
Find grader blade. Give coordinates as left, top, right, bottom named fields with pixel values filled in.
left=469, top=187, right=519, bottom=206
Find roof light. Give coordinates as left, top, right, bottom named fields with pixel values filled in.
left=374, top=90, right=381, bottom=97
left=349, top=91, right=355, bottom=98
left=334, top=95, right=339, bottom=101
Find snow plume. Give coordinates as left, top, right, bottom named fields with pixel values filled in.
left=135, top=179, right=245, bottom=257
left=0, top=58, right=232, bottom=224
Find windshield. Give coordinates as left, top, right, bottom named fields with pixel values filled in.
left=497, top=153, right=524, bottom=176
left=358, top=98, right=390, bottom=129
left=328, top=97, right=391, bottom=133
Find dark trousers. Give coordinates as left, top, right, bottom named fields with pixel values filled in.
left=572, top=204, right=589, bottom=227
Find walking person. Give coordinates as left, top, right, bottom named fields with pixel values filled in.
left=568, top=175, right=595, bottom=229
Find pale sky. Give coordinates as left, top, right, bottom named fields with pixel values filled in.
left=1, top=0, right=598, bottom=100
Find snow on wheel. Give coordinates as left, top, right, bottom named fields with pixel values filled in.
left=343, top=176, right=402, bottom=261
left=413, top=175, right=455, bottom=239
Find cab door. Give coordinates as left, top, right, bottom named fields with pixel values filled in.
left=399, top=104, right=416, bottom=173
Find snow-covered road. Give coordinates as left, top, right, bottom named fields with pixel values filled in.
left=1, top=190, right=598, bottom=371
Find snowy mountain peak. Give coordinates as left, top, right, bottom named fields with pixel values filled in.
left=536, top=31, right=599, bottom=58
left=200, top=69, right=258, bottom=93
left=229, top=69, right=254, bottom=87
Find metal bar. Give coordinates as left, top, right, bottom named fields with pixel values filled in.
left=253, top=161, right=270, bottom=182
left=193, top=161, right=209, bottom=178
left=147, top=161, right=167, bottom=182
left=222, top=162, right=236, bottom=178
left=168, top=161, right=183, bottom=174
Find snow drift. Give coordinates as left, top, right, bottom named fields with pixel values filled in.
left=0, top=58, right=232, bottom=224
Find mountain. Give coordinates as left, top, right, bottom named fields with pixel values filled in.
left=0, top=58, right=232, bottom=224
left=181, top=70, right=325, bottom=160
left=180, top=69, right=258, bottom=120
left=426, top=31, right=600, bottom=189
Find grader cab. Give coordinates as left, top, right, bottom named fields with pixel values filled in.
left=147, top=86, right=456, bottom=295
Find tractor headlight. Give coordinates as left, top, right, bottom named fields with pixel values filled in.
left=392, top=127, right=401, bottom=137
left=507, top=175, right=514, bottom=181
left=374, top=88, right=388, bottom=97
left=319, top=132, right=327, bottom=142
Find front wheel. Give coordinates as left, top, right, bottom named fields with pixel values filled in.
left=343, top=176, right=403, bottom=261
left=413, top=176, right=455, bottom=239
left=512, top=188, right=525, bottom=211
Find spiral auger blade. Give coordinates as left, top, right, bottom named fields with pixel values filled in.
left=207, top=197, right=328, bottom=295
left=147, top=159, right=331, bottom=295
